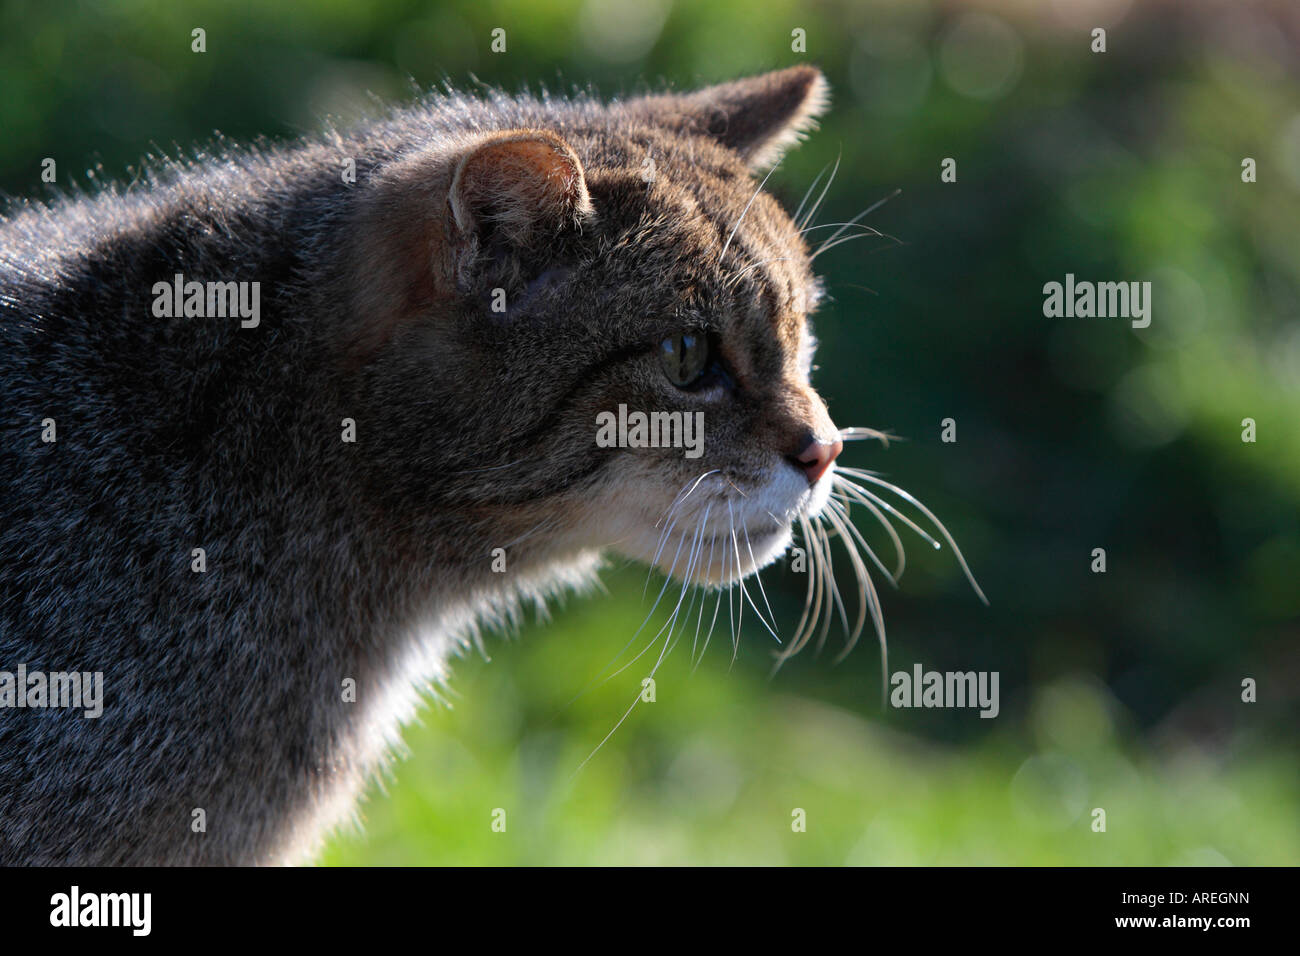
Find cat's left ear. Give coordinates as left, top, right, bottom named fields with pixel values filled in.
left=627, top=66, right=830, bottom=170
left=345, top=130, right=593, bottom=356
left=448, top=130, right=594, bottom=246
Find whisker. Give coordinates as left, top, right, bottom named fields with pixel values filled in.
left=644, top=470, right=719, bottom=597
left=816, top=223, right=884, bottom=251
left=823, top=500, right=889, bottom=706
left=639, top=513, right=691, bottom=623
left=655, top=470, right=721, bottom=529
left=691, top=516, right=718, bottom=663
left=643, top=504, right=683, bottom=598
left=798, top=221, right=882, bottom=237
left=741, top=522, right=781, bottom=643
left=720, top=164, right=780, bottom=265
left=676, top=504, right=711, bottom=660
left=581, top=481, right=705, bottom=696
left=796, top=514, right=823, bottom=656
left=658, top=510, right=710, bottom=647
left=727, top=257, right=791, bottom=288
left=790, top=513, right=829, bottom=659
left=780, top=517, right=811, bottom=662
left=444, top=455, right=532, bottom=475
left=832, top=482, right=905, bottom=580
left=813, top=188, right=901, bottom=250
left=559, top=505, right=694, bottom=722
left=622, top=501, right=713, bottom=682
left=602, top=520, right=702, bottom=683
left=822, top=503, right=865, bottom=643
left=814, top=516, right=849, bottom=653
left=828, top=493, right=898, bottom=587
left=572, top=688, right=642, bottom=779
left=727, top=506, right=742, bottom=666
left=835, top=474, right=943, bottom=552
left=791, top=159, right=833, bottom=228
left=573, top=508, right=709, bottom=776
left=839, top=468, right=989, bottom=605
left=796, top=151, right=839, bottom=233
left=696, top=541, right=729, bottom=670
left=728, top=503, right=779, bottom=644
left=839, top=426, right=895, bottom=446
left=810, top=231, right=902, bottom=262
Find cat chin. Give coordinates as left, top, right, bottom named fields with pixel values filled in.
left=695, top=523, right=795, bottom=586
left=620, top=515, right=799, bottom=587
left=679, top=474, right=833, bottom=585
left=597, top=463, right=836, bottom=586
left=617, top=523, right=793, bottom=588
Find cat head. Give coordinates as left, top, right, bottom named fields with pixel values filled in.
left=349, top=67, right=843, bottom=587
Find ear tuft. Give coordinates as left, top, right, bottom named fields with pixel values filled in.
left=629, top=66, right=830, bottom=170
left=449, top=131, right=593, bottom=247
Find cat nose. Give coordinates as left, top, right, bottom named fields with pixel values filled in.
left=789, top=434, right=843, bottom=485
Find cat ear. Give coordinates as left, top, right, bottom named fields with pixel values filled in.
left=345, top=131, right=592, bottom=357
left=628, top=66, right=830, bottom=170
left=448, top=130, right=594, bottom=247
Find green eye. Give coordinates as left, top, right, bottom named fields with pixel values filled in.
left=659, top=332, right=710, bottom=387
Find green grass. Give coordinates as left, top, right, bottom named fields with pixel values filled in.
left=321, top=575, right=1300, bottom=866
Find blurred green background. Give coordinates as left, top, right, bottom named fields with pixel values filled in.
left=3, top=0, right=1296, bottom=864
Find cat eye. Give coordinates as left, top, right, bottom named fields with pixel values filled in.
left=659, top=333, right=710, bottom=387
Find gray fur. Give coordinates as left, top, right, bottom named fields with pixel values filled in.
left=0, top=67, right=829, bottom=864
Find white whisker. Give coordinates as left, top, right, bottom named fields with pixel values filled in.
left=815, top=516, right=850, bottom=652
left=839, top=467, right=988, bottom=605
left=796, top=151, right=839, bottom=233
left=573, top=688, right=643, bottom=779
left=696, top=542, right=729, bottom=670
left=810, top=229, right=901, bottom=262
left=727, top=257, right=791, bottom=288
left=741, top=522, right=781, bottom=643
left=839, top=426, right=894, bottom=446
left=823, top=500, right=888, bottom=705
left=720, top=164, right=780, bottom=266
left=781, top=514, right=819, bottom=662
left=692, top=524, right=718, bottom=662
left=835, top=474, right=943, bottom=552
left=728, top=503, right=779, bottom=644
left=727, top=506, right=742, bottom=665
left=831, top=485, right=904, bottom=581
left=792, top=159, right=833, bottom=228
left=827, top=495, right=896, bottom=587
left=812, top=188, right=901, bottom=253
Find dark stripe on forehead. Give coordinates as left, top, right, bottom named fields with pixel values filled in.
left=705, top=195, right=805, bottom=348
left=632, top=148, right=808, bottom=358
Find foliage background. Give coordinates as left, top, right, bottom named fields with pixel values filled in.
left=2, top=0, right=1296, bottom=864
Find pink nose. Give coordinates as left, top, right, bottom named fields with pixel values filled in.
left=792, top=435, right=843, bottom=485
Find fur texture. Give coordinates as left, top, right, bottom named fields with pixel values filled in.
left=0, top=66, right=842, bottom=864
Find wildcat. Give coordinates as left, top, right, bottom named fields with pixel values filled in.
left=0, top=66, right=977, bottom=865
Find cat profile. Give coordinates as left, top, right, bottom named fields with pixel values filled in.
left=0, top=66, right=974, bottom=864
